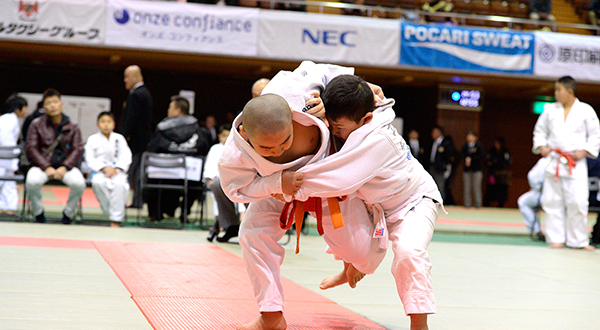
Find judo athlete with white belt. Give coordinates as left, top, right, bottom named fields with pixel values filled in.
left=533, top=76, right=600, bottom=250
left=84, top=112, right=132, bottom=227
left=219, top=62, right=387, bottom=330
left=288, top=75, right=443, bottom=330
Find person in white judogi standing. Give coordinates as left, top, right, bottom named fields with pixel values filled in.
left=533, top=76, right=600, bottom=250
left=0, top=95, right=28, bottom=214
left=85, top=112, right=132, bottom=227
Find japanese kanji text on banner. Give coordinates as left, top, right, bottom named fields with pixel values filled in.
left=0, top=0, right=105, bottom=44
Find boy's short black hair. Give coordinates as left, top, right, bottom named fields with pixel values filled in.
left=170, top=95, right=190, bottom=115
left=557, top=76, right=577, bottom=93
left=322, top=75, right=375, bottom=123
left=97, top=111, right=115, bottom=122
left=218, top=123, right=232, bottom=134
left=41, top=88, right=61, bottom=103
left=5, top=94, right=27, bottom=113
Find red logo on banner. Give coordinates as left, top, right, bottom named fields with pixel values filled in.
left=18, top=1, right=38, bottom=20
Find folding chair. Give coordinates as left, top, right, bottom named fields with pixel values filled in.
left=139, top=152, right=206, bottom=227
left=0, top=146, right=25, bottom=220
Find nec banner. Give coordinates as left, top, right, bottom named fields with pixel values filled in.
left=106, top=0, right=258, bottom=56
left=400, top=22, right=534, bottom=74
left=258, top=10, right=398, bottom=66
left=534, top=31, right=600, bottom=82
left=0, top=0, right=105, bottom=44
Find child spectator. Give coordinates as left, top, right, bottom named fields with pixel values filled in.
left=25, top=88, right=85, bottom=224
left=203, top=124, right=245, bottom=242
left=84, top=112, right=132, bottom=227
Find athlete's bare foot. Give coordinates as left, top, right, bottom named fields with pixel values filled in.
left=236, top=311, right=287, bottom=330
left=581, top=245, right=596, bottom=251
left=347, top=263, right=366, bottom=289
left=320, top=270, right=347, bottom=290
left=548, top=243, right=565, bottom=249
left=320, top=262, right=365, bottom=290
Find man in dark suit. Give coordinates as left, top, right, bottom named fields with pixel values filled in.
left=428, top=126, right=456, bottom=201
left=121, top=65, right=153, bottom=208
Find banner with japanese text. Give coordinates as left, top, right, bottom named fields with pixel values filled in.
left=106, top=0, right=258, bottom=56
left=534, top=31, right=600, bottom=82
left=400, top=22, right=535, bottom=74
left=258, top=10, right=398, bottom=66
left=0, top=0, right=104, bottom=44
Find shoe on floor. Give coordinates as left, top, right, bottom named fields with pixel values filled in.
left=216, top=224, right=240, bottom=243
left=207, top=231, right=217, bottom=242
left=61, top=212, right=73, bottom=225
left=35, top=212, right=46, bottom=223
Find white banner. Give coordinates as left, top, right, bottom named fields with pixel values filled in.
left=0, top=0, right=105, bottom=44
left=258, top=10, right=399, bottom=66
left=534, top=31, right=600, bottom=82
left=106, top=0, right=258, bottom=56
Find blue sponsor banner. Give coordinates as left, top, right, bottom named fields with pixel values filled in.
left=400, top=22, right=535, bottom=74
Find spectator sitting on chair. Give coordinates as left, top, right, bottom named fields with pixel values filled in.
left=84, top=112, right=132, bottom=228
left=25, top=88, right=85, bottom=224
left=0, top=94, right=28, bottom=215
left=146, top=95, right=212, bottom=221
left=203, top=124, right=245, bottom=242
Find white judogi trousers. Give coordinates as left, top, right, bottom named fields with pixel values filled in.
left=0, top=172, right=18, bottom=211
left=541, top=174, right=589, bottom=247
left=91, top=171, right=129, bottom=222
left=388, top=198, right=438, bottom=315
left=239, top=197, right=386, bottom=312
left=25, top=166, right=86, bottom=218
left=518, top=190, right=542, bottom=235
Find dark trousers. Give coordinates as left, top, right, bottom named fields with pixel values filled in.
left=129, top=152, right=143, bottom=208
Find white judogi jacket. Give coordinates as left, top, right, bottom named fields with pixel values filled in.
left=219, top=61, right=353, bottom=202
left=261, top=60, right=354, bottom=112
left=294, top=99, right=443, bottom=248
left=84, top=132, right=132, bottom=174
left=203, top=142, right=224, bottom=181
left=219, top=110, right=330, bottom=203
left=533, top=98, right=600, bottom=179
left=0, top=112, right=21, bottom=172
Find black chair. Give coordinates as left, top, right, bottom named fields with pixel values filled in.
left=139, top=152, right=207, bottom=227
left=0, top=146, right=25, bottom=220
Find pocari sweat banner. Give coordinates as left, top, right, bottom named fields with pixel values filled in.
left=400, top=22, right=535, bottom=74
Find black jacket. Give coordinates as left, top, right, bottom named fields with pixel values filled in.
left=121, top=84, right=153, bottom=154
left=461, top=141, right=484, bottom=172
left=430, top=136, right=456, bottom=173
left=147, top=115, right=211, bottom=156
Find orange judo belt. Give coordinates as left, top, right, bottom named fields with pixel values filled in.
left=279, top=196, right=346, bottom=254
left=553, top=148, right=576, bottom=181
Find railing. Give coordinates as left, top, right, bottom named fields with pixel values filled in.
left=257, top=0, right=599, bottom=34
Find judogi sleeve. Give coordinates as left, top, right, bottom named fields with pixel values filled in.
left=583, top=106, right=600, bottom=158
left=294, top=135, right=393, bottom=201
left=203, top=144, right=221, bottom=181
left=218, top=142, right=282, bottom=203
left=532, top=105, right=551, bottom=154
left=84, top=135, right=105, bottom=172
